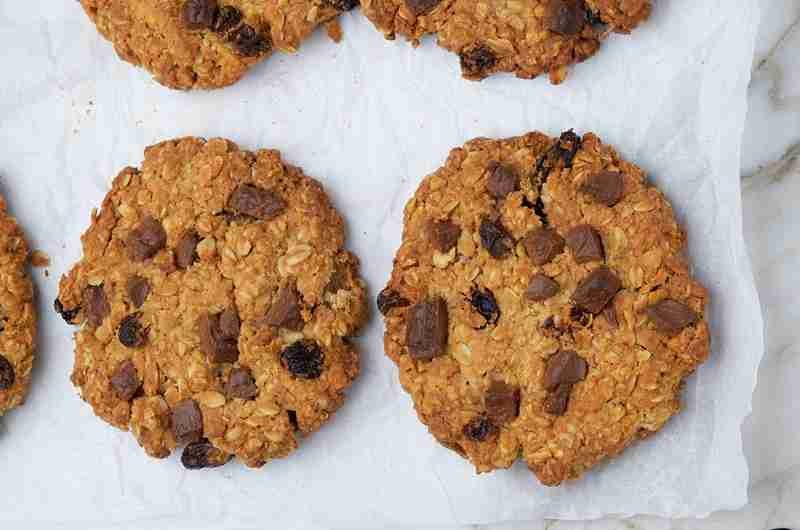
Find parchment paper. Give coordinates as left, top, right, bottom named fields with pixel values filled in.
left=0, top=0, right=763, bottom=528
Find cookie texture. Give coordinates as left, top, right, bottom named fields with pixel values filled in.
left=80, top=0, right=356, bottom=90
left=0, top=196, right=36, bottom=419
left=57, top=137, right=367, bottom=468
left=380, top=131, right=710, bottom=485
left=360, top=0, right=651, bottom=83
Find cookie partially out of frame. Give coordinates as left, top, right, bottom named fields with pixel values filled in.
left=80, top=0, right=357, bottom=90
left=379, top=130, right=709, bottom=485
left=360, top=0, right=651, bottom=83
left=56, top=137, right=367, bottom=469
left=0, top=196, right=36, bottom=420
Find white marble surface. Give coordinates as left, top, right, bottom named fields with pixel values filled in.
left=482, top=1, right=800, bottom=528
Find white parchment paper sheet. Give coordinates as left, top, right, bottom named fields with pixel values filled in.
left=0, top=0, right=763, bottom=528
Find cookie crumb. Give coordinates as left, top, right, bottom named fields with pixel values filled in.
left=325, top=20, right=343, bottom=43
left=30, top=250, right=50, bottom=267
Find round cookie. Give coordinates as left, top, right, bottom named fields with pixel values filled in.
left=360, top=0, right=651, bottom=83
left=80, top=0, right=358, bottom=90
left=379, top=131, right=710, bottom=485
left=0, top=196, right=36, bottom=420
left=56, top=137, right=367, bottom=468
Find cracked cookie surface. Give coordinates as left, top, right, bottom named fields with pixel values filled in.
left=80, top=0, right=356, bottom=90
left=0, top=196, right=36, bottom=420
left=360, top=0, right=651, bottom=83
left=57, top=137, right=367, bottom=468
left=379, top=131, right=710, bottom=485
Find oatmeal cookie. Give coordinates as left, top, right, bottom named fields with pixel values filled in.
left=80, top=0, right=358, bottom=90
left=56, top=137, right=367, bottom=468
left=0, top=196, right=36, bottom=420
left=360, top=0, right=651, bottom=83
left=379, top=130, right=710, bottom=485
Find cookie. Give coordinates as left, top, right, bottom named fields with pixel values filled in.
left=379, top=131, right=710, bottom=485
left=0, top=196, right=36, bottom=420
left=360, top=0, right=651, bottom=83
left=56, top=137, right=367, bottom=468
left=80, top=0, right=358, bottom=90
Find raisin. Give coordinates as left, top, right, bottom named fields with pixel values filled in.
left=54, top=298, right=80, bottom=324
left=469, top=287, right=500, bottom=326
left=462, top=416, right=497, bottom=441
left=0, top=355, right=15, bottom=390
left=231, top=25, right=270, bottom=57
left=181, top=440, right=229, bottom=470
left=118, top=314, right=148, bottom=348
left=213, top=5, right=242, bottom=34
left=459, top=45, right=497, bottom=80
left=377, top=287, right=410, bottom=316
left=281, top=340, right=324, bottom=379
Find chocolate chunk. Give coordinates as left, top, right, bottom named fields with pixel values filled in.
left=544, top=0, right=587, bottom=36
left=479, top=218, right=513, bottom=259
left=646, top=299, right=698, bottom=335
left=485, top=381, right=520, bottom=425
left=83, top=285, right=110, bottom=327
left=429, top=220, right=461, bottom=253
left=225, top=367, right=258, bottom=400
left=565, top=224, right=604, bottom=263
left=406, top=298, right=449, bottom=360
left=198, top=308, right=240, bottom=363
left=0, top=355, right=15, bottom=390
left=544, top=383, right=572, bottom=415
left=325, top=0, right=360, bottom=10
left=523, top=227, right=565, bottom=266
left=603, top=304, right=619, bottom=328
left=171, top=398, right=203, bottom=445
left=543, top=352, right=584, bottom=415
left=462, top=416, right=497, bottom=441
left=127, top=276, right=150, bottom=308
left=127, top=216, right=167, bottom=262
left=110, top=359, right=141, bottom=401
left=227, top=184, right=286, bottom=220
left=526, top=274, right=560, bottom=302
left=181, top=440, right=229, bottom=470
left=405, top=0, right=440, bottom=15
left=265, top=284, right=303, bottom=330
left=213, top=5, right=242, bottom=33
left=544, top=350, right=588, bottom=391
left=175, top=231, right=200, bottom=269
left=581, top=171, right=624, bottom=207
left=486, top=161, right=519, bottom=199
left=182, top=0, right=218, bottom=29
left=459, top=45, right=497, bottom=79
left=54, top=298, right=80, bottom=324
left=470, top=287, right=500, bottom=326
left=231, top=25, right=270, bottom=57
left=571, top=266, right=621, bottom=314
left=281, top=340, right=324, bottom=379
left=377, top=287, right=410, bottom=316
left=118, top=314, right=148, bottom=348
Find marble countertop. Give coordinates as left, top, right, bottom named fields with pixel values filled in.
left=483, top=1, right=800, bottom=529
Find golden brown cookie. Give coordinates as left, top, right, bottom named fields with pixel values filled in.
left=56, top=137, right=367, bottom=469
left=80, top=0, right=358, bottom=90
left=0, top=196, right=36, bottom=420
left=379, top=131, right=710, bottom=485
left=360, top=0, right=651, bottom=83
